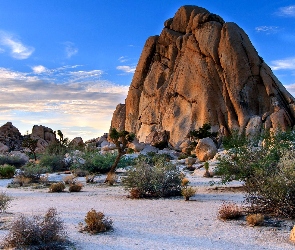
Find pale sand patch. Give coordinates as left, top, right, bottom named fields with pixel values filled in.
left=0, top=173, right=293, bottom=250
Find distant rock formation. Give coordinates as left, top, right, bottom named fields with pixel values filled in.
left=0, top=122, right=23, bottom=151
left=30, top=125, right=57, bottom=153
left=111, top=5, right=295, bottom=148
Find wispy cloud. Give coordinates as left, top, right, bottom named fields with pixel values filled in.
left=118, top=56, right=128, bottom=63
left=64, top=42, right=78, bottom=58
left=284, top=83, right=295, bottom=97
left=255, top=26, right=279, bottom=34
left=0, top=31, right=34, bottom=59
left=32, top=65, right=47, bottom=74
left=277, top=5, right=295, bottom=17
left=116, top=65, right=136, bottom=74
left=270, top=57, right=295, bottom=70
left=0, top=67, right=128, bottom=139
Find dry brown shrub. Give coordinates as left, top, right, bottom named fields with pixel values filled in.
left=129, top=188, right=141, bottom=199
left=181, top=186, right=197, bottom=201
left=181, top=178, right=190, bottom=186
left=0, top=191, right=12, bottom=213
left=1, top=208, right=68, bottom=249
left=49, top=182, right=65, bottom=193
left=69, top=182, right=83, bottom=192
left=63, top=175, right=75, bottom=184
left=80, top=209, right=113, bottom=234
left=246, top=213, right=264, bottom=226
left=13, top=175, right=31, bottom=186
left=218, top=202, right=243, bottom=220
left=86, top=174, right=95, bottom=183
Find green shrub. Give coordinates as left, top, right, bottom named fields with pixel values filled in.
left=0, top=164, right=15, bottom=178
left=0, top=191, right=12, bottom=213
left=39, top=154, right=65, bottom=172
left=123, top=154, right=182, bottom=198
left=21, top=162, right=50, bottom=182
left=0, top=155, right=26, bottom=168
left=49, top=182, right=66, bottom=193
left=2, top=208, right=67, bottom=249
left=80, top=209, right=113, bottom=234
left=222, top=130, right=248, bottom=150
left=71, top=152, right=135, bottom=174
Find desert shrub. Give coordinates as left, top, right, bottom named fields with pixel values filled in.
left=13, top=175, right=32, bottom=186
left=49, top=182, right=65, bottom=193
left=86, top=174, right=95, bottom=183
left=246, top=213, right=264, bottom=226
left=0, top=155, right=27, bottom=168
left=181, top=186, right=197, bottom=201
left=123, top=154, right=182, bottom=198
left=63, top=175, right=76, bottom=184
left=0, top=164, right=15, bottom=178
left=188, top=123, right=218, bottom=141
left=81, top=209, right=113, bottom=234
left=106, top=173, right=117, bottom=186
left=2, top=208, right=67, bottom=249
left=245, top=150, right=295, bottom=218
left=72, top=168, right=89, bottom=177
left=0, top=191, right=12, bottom=213
left=218, top=202, right=243, bottom=220
left=222, top=130, right=248, bottom=150
left=129, top=188, right=141, bottom=199
left=71, top=152, right=135, bottom=174
left=69, top=182, right=83, bottom=192
left=39, top=154, right=65, bottom=172
left=21, top=162, right=50, bottom=182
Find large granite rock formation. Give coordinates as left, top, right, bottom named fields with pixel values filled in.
left=111, top=5, right=295, bottom=148
left=30, top=125, right=57, bottom=152
left=0, top=122, right=23, bottom=151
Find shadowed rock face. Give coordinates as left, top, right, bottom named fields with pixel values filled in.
left=111, top=5, right=295, bottom=148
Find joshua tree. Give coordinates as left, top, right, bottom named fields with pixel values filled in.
left=22, top=135, right=38, bottom=161
left=105, top=128, right=135, bottom=184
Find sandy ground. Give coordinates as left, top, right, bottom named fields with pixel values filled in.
left=0, top=170, right=294, bottom=250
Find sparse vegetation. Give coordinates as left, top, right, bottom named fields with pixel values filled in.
left=181, top=186, right=197, bottom=201
left=22, top=135, right=38, bottom=161
left=246, top=213, right=264, bottom=226
left=0, top=191, right=12, bottom=213
left=49, top=182, right=66, bottom=192
left=218, top=202, right=243, bottom=220
left=80, top=209, right=113, bottom=234
left=2, top=208, right=67, bottom=249
left=21, top=162, right=50, bottom=182
left=13, top=175, right=32, bottom=186
left=39, top=154, right=65, bottom=172
left=0, top=164, right=15, bottom=179
left=69, top=182, right=83, bottom=192
left=123, top=154, right=182, bottom=198
left=63, top=174, right=76, bottom=184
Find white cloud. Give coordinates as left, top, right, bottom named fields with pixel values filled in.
left=0, top=67, right=128, bottom=139
left=284, top=83, right=295, bottom=97
left=118, top=56, right=128, bottom=63
left=277, top=5, right=295, bottom=17
left=0, top=31, right=34, bottom=59
left=270, top=57, right=295, bottom=70
left=116, top=65, right=136, bottom=73
left=32, top=65, right=47, bottom=74
left=255, top=26, right=279, bottom=34
left=64, top=42, right=78, bottom=58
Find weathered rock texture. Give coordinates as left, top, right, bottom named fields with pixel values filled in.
left=111, top=5, right=295, bottom=148
left=30, top=125, right=57, bottom=152
left=0, top=122, right=23, bottom=151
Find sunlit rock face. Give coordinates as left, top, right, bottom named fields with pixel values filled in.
left=111, top=5, right=295, bottom=148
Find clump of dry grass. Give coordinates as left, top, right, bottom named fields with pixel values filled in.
left=80, top=209, right=113, bottom=234
left=63, top=175, right=76, bottom=185
left=181, top=186, right=197, bottom=201
left=69, top=182, right=83, bottom=192
left=0, top=191, right=12, bottom=213
left=218, top=202, right=243, bottom=220
left=13, top=175, right=31, bottom=186
left=1, top=208, right=68, bottom=249
left=246, top=213, right=264, bottom=226
left=49, top=182, right=65, bottom=193
left=86, top=174, right=95, bottom=183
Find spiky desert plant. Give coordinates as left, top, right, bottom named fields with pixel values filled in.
left=218, top=202, right=243, bottom=220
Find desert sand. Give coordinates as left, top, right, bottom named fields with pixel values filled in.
left=0, top=170, right=293, bottom=250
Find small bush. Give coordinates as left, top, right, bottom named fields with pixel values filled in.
left=49, top=182, right=65, bottom=193
left=0, top=191, right=12, bottom=213
left=0, top=155, right=27, bottom=168
left=246, top=214, right=264, bottom=226
left=21, top=162, right=50, bottom=182
left=2, top=208, right=67, bottom=249
left=218, top=202, right=243, bottom=220
left=39, top=154, right=65, bottom=172
left=81, top=209, right=113, bottom=234
left=63, top=175, right=76, bottom=184
left=181, top=186, right=197, bottom=201
left=129, top=188, right=141, bottom=199
left=0, top=164, right=15, bottom=178
left=123, top=154, right=182, bottom=198
left=13, top=175, right=32, bottom=186
left=72, top=168, right=89, bottom=177
left=86, top=174, right=95, bottom=183
left=69, top=182, right=83, bottom=192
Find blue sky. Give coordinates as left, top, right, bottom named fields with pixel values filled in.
left=0, top=0, right=295, bottom=140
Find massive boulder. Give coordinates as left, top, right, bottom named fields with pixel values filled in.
left=0, top=122, right=23, bottom=151
left=111, top=5, right=295, bottom=148
left=30, top=125, right=57, bottom=152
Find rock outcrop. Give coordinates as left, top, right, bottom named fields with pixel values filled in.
left=110, top=5, right=295, bottom=148
left=30, top=125, right=57, bottom=153
left=0, top=122, right=23, bottom=151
